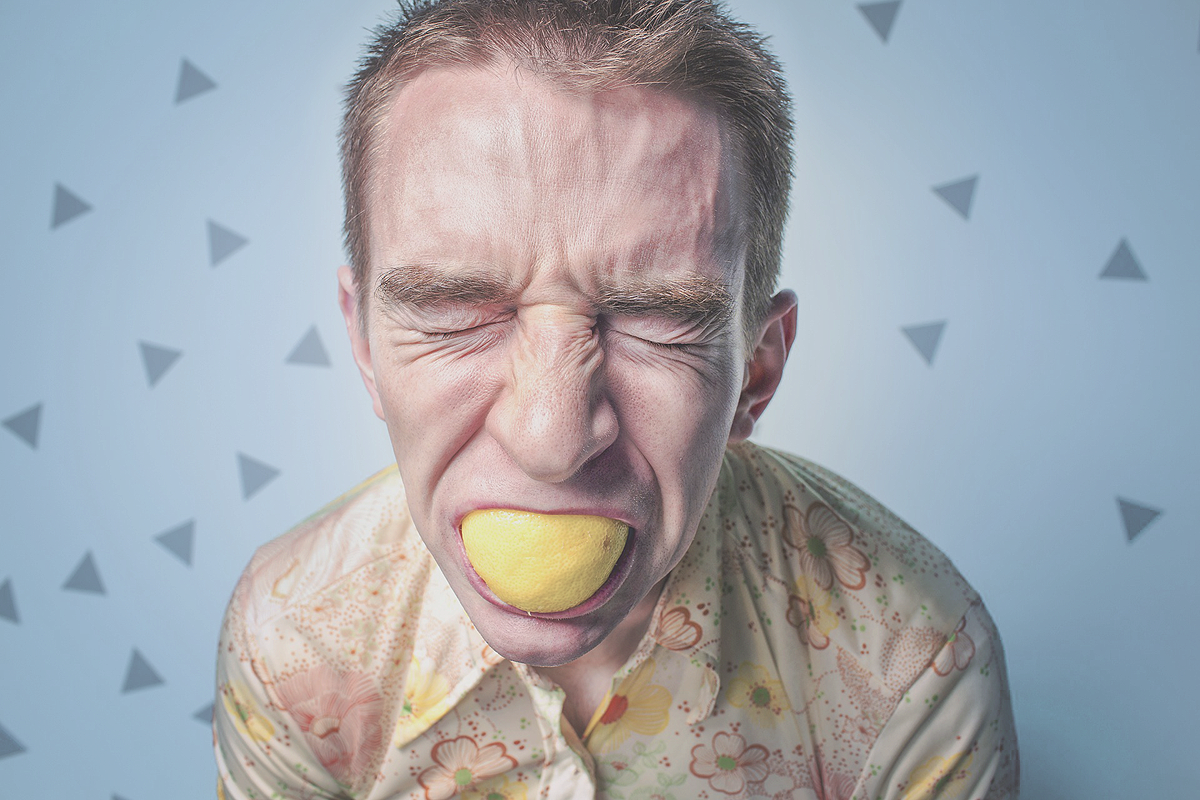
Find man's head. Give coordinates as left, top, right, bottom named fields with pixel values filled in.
left=341, top=0, right=793, bottom=346
left=337, top=0, right=798, bottom=667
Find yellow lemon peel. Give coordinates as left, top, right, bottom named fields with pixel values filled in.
left=461, top=509, right=629, bottom=613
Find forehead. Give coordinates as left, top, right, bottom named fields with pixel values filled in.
left=365, top=63, right=743, bottom=291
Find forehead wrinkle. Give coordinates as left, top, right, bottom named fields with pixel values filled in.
left=571, top=107, right=719, bottom=196
left=369, top=66, right=747, bottom=318
left=507, top=77, right=728, bottom=207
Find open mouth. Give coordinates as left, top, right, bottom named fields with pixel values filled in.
left=458, top=522, right=636, bottom=620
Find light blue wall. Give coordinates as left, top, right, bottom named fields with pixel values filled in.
left=1, top=0, right=1197, bottom=796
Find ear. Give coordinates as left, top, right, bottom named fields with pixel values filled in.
left=728, top=290, right=798, bottom=443
left=337, top=265, right=386, bottom=421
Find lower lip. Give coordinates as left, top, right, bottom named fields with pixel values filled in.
left=460, top=527, right=636, bottom=620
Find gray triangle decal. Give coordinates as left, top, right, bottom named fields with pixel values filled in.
left=1117, top=497, right=1161, bottom=542
left=0, top=579, right=17, bottom=624
left=3, top=403, right=42, bottom=449
left=113, top=795, right=133, bottom=800
left=901, top=321, right=947, bottom=366
left=51, top=183, right=92, bottom=229
left=193, top=702, right=214, bottom=725
left=207, top=219, right=249, bottom=266
left=175, top=58, right=217, bottom=104
left=286, top=325, right=332, bottom=367
left=1100, top=238, right=1147, bottom=281
left=932, top=175, right=978, bottom=220
left=155, top=520, right=195, bottom=566
left=63, top=551, right=105, bottom=594
left=0, top=721, right=26, bottom=760
left=139, top=341, right=183, bottom=388
left=122, top=649, right=165, bottom=693
left=238, top=452, right=281, bottom=500
left=858, top=1, right=902, bottom=43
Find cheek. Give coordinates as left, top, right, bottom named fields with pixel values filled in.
left=614, top=339, right=743, bottom=408
left=607, top=353, right=743, bottom=459
left=376, top=340, right=495, bottom=417
left=374, top=349, right=503, bottom=485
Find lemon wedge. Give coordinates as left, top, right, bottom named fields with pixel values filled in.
left=461, top=509, right=629, bottom=613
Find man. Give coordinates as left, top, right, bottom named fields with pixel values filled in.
left=214, top=1, right=1018, bottom=798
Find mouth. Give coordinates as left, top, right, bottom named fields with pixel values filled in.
left=457, top=515, right=636, bottom=620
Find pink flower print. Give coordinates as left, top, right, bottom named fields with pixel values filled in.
left=809, top=756, right=858, bottom=800
left=274, top=665, right=384, bottom=786
left=822, top=773, right=857, bottom=800
left=653, top=605, right=703, bottom=651
left=418, top=735, right=518, bottom=800
left=783, top=502, right=869, bottom=591
left=785, top=576, right=839, bottom=650
left=932, top=616, right=976, bottom=676
left=689, top=731, right=770, bottom=795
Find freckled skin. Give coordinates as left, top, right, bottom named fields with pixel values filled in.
left=339, top=61, right=796, bottom=692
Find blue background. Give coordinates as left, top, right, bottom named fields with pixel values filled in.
left=2, top=0, right=1198, bottom=796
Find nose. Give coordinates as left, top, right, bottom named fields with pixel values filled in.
left=486, top=309, right=619, bottom=483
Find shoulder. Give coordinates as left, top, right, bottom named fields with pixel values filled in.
left=214, top=467, right=504, bottom=797
left=715, top=441, right=986, bottom=706
left=719, top=441, right=979, bottom=628
left=215, top=465, right=455, bottom=795
left=684, top=444, right=1019, bottom=791
left=225, top=463, right=422, bottom=636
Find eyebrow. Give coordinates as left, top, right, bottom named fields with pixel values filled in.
left=376, top=264, right=735, bottom=328
left=375, top=264, right=518, bottom=309
left=595, top=276, right=735, bottom=329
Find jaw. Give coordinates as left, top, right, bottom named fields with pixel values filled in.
left=463, top=597, right=621, bottom=667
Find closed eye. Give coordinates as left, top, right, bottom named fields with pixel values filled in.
left=633, top=335, right=697, bottom=351
left=600, top=321, right=707, bottom=353
left=417, top=316, right=514, bottom=344
left=424, top=324, right=494, bottom=339
left=600, top=311, right=710, bottom=347
left=421, top=327, right=475, bottom=341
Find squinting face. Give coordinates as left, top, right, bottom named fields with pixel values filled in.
left=343, top=64, right=757, bottom=667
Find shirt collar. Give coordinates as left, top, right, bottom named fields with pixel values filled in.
left=390, top=510, right=500, bottom=748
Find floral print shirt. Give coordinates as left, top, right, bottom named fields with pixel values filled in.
left=214, top=442, right=1018, bottom=800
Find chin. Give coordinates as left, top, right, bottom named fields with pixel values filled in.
left=486, top=639, right=584, bottom=668
left=466, top=599, right=619, bottom=667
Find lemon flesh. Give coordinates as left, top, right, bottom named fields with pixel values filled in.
left=461, top=509, right=629, bottom=613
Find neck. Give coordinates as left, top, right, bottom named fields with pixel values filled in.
left=534, top=577, right=666, bottom=736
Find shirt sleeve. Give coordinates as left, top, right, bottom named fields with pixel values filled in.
left=213, top=596, right=342, bottom=800
left=856, top=601, right=1020, bottom=800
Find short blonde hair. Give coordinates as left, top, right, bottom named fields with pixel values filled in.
left=341, top=0, right=793, bottom=342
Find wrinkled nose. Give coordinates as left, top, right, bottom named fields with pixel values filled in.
left=486, top=311, right=619, bottom=483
